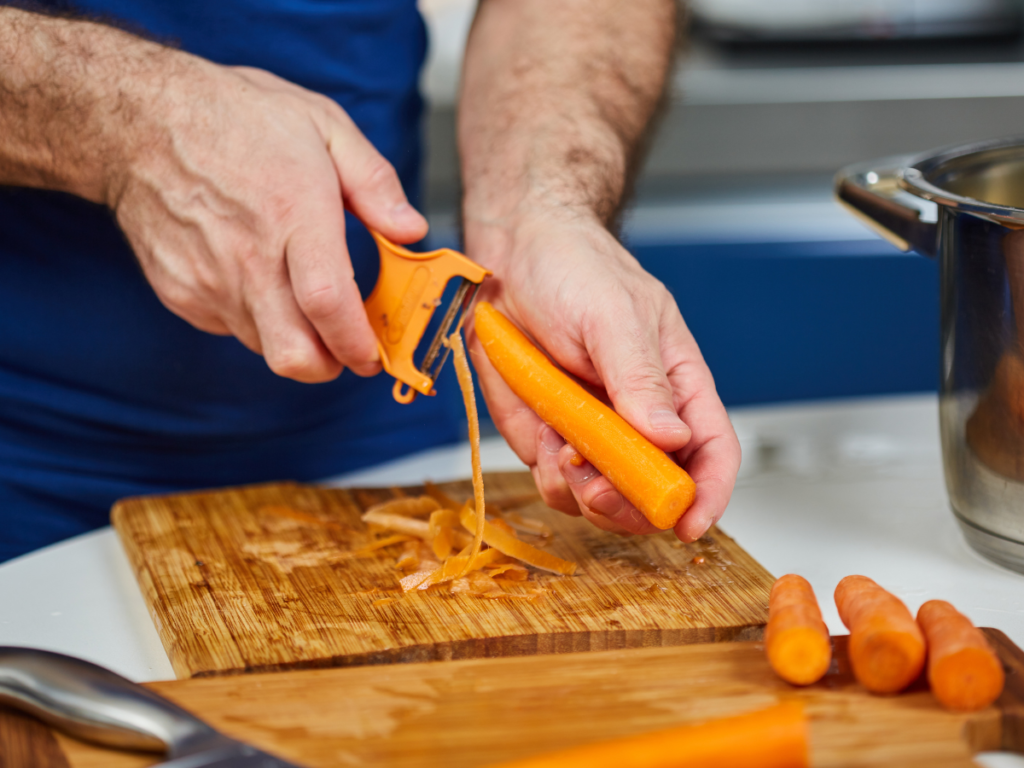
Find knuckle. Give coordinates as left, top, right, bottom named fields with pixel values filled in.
left=261, top=196, right=298, bottom=233
left=265, top=347, right=321, bottom=381
left=609, top=365, right=670, bottom=403
left=538, top=474, right=566, bottom=506
left=533, top=463, right=566, bottom=505
left=297, top=283, right=343, bottom=322
left=362, top=155, right=400, bottom=192
left=327, top=331, right=377, bottom=368
left=157, top=281, right=200, bottom=315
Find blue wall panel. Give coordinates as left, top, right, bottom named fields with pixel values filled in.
left=631, top=239, right=940, bottom=406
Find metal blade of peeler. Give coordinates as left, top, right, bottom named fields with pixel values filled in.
left=419, top=279, right=482, bottom=386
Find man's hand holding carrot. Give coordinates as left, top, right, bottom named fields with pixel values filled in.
left=460, top=0, right=741, bottom=542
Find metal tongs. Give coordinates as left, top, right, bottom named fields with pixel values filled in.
left=0, top=646, right=306, bottom=767
left=364, top=231, right=491, bottom=404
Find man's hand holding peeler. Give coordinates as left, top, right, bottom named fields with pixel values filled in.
left=0, top=11, right=422, bottom=384
left=460, top=0, right=741, bottom=542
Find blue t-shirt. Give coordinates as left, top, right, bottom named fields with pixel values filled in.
left=0, top=1, right=463, bottom=562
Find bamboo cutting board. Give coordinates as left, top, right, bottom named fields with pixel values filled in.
left=11, top=630, right=1024, bottom=768
left=112, top=472, right=773, bottom=679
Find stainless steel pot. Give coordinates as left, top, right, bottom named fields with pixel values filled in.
left=837, top=136, right=1024, bottom=574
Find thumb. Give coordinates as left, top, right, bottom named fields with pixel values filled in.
left=590, top=322, right=692, bottom=454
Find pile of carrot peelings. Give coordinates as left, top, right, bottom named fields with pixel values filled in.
left=358, top=328, right=576, bottom=600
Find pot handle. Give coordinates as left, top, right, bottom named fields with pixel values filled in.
left=835, top=156, right=939, bottom=258
left=0, top=646, right=220, bottom=755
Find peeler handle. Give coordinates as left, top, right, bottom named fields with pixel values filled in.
left=365, top=230, right=490, bottom=403
left=0, top=647, right=220, bottom=755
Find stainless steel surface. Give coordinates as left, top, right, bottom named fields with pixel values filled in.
left=0, top=647, right=305, bottom=766
left=837, top=136, right=1024, bottom=574
left=419, top=277, right=480, bottom=385
left=155, top=745, right=305, bottom=768
left=689, top=0, right=1021, bottom=41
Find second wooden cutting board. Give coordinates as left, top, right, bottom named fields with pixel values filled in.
left=112, top=471, right=774, bottom=679
left=23, top=630, right=1024, bottom=768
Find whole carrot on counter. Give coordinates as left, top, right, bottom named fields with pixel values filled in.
left=766, top=574, right=832, bottom=686
left=917, top=600, right=1005, bottom=711
left=486, top=701, right=808, bottom=768
left=473, top=302, right=696, bottom=530
left=835, top=575, right=926, bottom=694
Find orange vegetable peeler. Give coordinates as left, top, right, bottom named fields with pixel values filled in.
left=364, top=231, right=491, bottom=404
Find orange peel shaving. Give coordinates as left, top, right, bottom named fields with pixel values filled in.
left=501, top=511, right=552, bottom=538
left=354, top=534, right=415, bottom=558
left=428, top=508, right=460, bottom=560
left=416, top=547, right=507, bottom=591
left=458, top=505, right=576, bottom=576
left=487, top=563, right=530, bottom=581
left=363, top=496, right=440, bottom=518
left=447, top=328, right=486, bottom=571
left=356, top=327, right=578, bottom=598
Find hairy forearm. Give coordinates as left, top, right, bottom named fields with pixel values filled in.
left=0, top=8, right=179, bottom=204
left=458, top=0, right=677, bottom=232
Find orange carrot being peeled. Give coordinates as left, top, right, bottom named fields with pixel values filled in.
left=473, top=302, right=696, bottom=530
left=834, top=575, right=925, bottom=694
left=486, top=701, right=808, bottom=768
left=765, top=574, right=832, bottom=686
left=917, top=600, right=1005, bottom=711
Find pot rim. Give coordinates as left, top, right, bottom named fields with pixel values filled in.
left=899, top=134, right=1024, bottom=226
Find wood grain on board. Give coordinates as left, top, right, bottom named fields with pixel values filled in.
left=112, top=472, right=773, bottom=679
left=39, top=630, right=1024, bottom=768
left=0, top=707, right=70, bottom=768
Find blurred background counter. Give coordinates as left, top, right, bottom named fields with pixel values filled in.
left=419, top=0, right=1024, bottom=407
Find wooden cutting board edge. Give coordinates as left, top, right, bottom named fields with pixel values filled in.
left=7, top=627, right=1024, bottom=768
left=982, top=627, right=1024, bottom=753
left=111, top=474, right=775, bottom=679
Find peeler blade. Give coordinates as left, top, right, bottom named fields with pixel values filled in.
left=419, top=279, right=481, bottom=387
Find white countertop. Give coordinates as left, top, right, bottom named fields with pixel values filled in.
left=3, top=393, right=1023, bottom=765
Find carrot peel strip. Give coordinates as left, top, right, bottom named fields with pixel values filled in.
left=363, top=496, right=441, bottom=518
left=354, top=534, right=415, bottom=558
left=447, top=329, right=486, bottom=572
left=424, top=481, right=464, bottom=512
left=488, top=563, right=530, bottom=581
left=428, top=508, right=460, bottom=560
left=417, top=547, right=507, bottom=590
left=400, top=564, right=440, bottom=592
left=459, top=506, right=576, bottom=576
left=501, top=511, right=552, bottom=538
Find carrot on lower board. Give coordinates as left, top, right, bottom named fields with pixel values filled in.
left=834, top=575, right=926, bottom=694
left=473, top=302, right=696, bottom=530
left=917, top=600, right=1005, bottom=711
left=766, top=574, right=832, bottom=686
left=486, top=701, right=808, bottom=768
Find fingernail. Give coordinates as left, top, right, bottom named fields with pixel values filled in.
left=649, top=409, right=683, bottom=429
left=698, top=517, right=714, bottom=539
left=589, top=489, right=624, bottom=517
left=563, top=456, right=598, bottom=484
left=540, top=426, right=564, bottom=454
